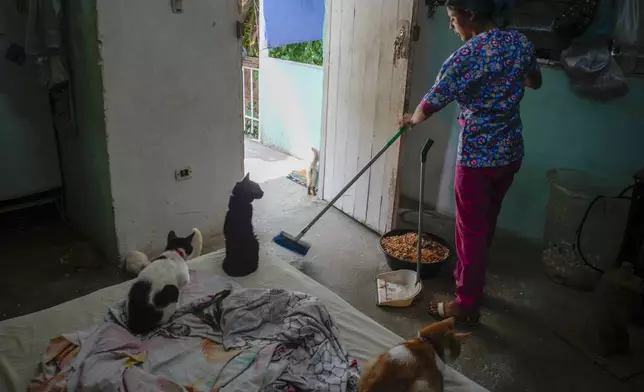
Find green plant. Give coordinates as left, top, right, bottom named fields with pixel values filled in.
left=241, top=0, right=259, bottom=57
left=269, top=40, right=323, bottom=66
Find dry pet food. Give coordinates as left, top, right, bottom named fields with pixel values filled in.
left=381, top=233, right=449, bottom=263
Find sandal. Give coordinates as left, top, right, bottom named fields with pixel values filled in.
left=428, top=301, right=480, bottom=326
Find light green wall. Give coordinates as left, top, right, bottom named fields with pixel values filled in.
left=497, top=71, right=643, bottom=240
left=59, top=0, right=117, bottom=261
left=403, top=11, right=644, bottom=241
left=401, top=12, right=463, bottom=210
left=259, top=57, right=323, bottom=159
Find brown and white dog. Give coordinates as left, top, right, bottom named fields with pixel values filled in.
left=359, top=318, right=470, bottom=392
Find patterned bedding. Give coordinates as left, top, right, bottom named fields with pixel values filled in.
left=29, top=272, right=360, bottom=392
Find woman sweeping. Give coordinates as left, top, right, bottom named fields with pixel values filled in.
left=399, top=0, right=542, bottom=324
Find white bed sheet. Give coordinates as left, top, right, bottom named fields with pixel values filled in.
left=0, top=249, right=486, bottom=391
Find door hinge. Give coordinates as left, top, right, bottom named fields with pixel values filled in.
left=411, top=24, right=420, bottom=42
left=236, top=21, right=244, bottom=39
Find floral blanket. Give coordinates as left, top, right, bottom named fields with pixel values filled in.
left=29, top=273, right=360, bottom=392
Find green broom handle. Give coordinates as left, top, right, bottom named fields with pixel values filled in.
left=294, top=127, right=409, bottom=241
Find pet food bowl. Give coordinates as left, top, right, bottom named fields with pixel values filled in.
left=378, top=228, right=451, bottom=279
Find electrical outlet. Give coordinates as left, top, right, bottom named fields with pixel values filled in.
left=175, top=167, right=192, bottom=181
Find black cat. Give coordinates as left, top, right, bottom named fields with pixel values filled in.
left=223, top=173, right=264, bottom=277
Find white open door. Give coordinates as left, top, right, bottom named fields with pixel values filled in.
left=321, top=0, right=417, bottom=234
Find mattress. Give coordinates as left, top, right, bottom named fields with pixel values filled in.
left=0, top=249, right=486, bottom=391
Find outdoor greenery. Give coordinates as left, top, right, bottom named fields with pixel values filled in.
left=269, top=40, right=324, bottom=66
left=241, top=0, right=259, bottom=57
left=240, top=0, right=323, bottom=65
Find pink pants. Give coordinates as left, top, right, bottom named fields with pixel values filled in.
left=454, top=160, right=521, bottom=312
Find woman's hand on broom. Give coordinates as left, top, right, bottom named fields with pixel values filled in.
left=399, top=102, right=432, bottom=129
left=398, top=113, right=415, bottom=129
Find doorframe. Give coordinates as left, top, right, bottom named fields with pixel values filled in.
left=319, top=0, right=419, bottom=231
left=391, top=0, right=420, bottom=229
left=318, top=0, right=334, bottom=201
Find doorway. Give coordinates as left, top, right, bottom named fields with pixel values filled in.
left=248, top=0, right=417, bottom=234
left=241, top=0, right=324, bottom=197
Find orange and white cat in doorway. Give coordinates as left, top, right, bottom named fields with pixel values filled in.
left=306, top=147, right=319, bottom=196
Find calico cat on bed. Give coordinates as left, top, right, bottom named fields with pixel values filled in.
left=125, top=228, right=202, bottom=335
left=359, top=318, right=470, bottom=392
left=222, top=173, right=264, bottom=277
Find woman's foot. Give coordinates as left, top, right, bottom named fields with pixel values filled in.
left=428, top=300, right=480, bottom=326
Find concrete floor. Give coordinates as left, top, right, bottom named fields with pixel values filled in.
left=0, top=204, right=124, bottom=321
left=247, top=140, right=644, bottom=392
left=2, top=140, right=642, bottom=391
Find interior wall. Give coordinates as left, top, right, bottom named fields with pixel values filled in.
left=61, top=0, right=118, bottom=261
left=400, top=10, right=461, bottom=210
left=259, top=57, right=323, bottom=160
left=401, top=9, right=644, bottom=241
left=0, top=0, right=62, bottom=202
left=96, top=0, right=244, bottom=255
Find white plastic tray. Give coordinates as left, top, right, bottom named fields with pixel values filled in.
left=376, top=269, right=422, bottom=307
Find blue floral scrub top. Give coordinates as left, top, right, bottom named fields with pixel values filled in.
left=421, top=28, right=538, bottom=168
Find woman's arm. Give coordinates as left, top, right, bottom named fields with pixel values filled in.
left=399, top=48, right=472, bottom=128
left=411, top=102, right=433, bottom=125
left=525, top=67, right=542, bottom=90
left=524, top=40, right=542, bottom=90
left=399, top=103, right=433, bottom=128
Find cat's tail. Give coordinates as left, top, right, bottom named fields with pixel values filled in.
left=311, top=147, right=320, bottom=164
left=122, top=251, right=150, bottom=276
left=190, top=228, right=203, bottom=259
left=0, top=355, right=19, bottom=392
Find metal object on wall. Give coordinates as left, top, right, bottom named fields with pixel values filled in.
left=393, top=20, right=411, bottom=65
left=507, top=2, right=569, bottom=62
left=554, top=0, right=601, bottom=43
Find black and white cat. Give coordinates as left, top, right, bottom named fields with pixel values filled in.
left=125, top=228, right=202, bottom=335
left=222, top=173, right=264, bottom=277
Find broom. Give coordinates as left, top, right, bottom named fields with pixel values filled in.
left=273, top=127, right=409, bottom=255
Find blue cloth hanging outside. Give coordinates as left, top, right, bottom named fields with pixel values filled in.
left=263, top=0, right=325, bottom=49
